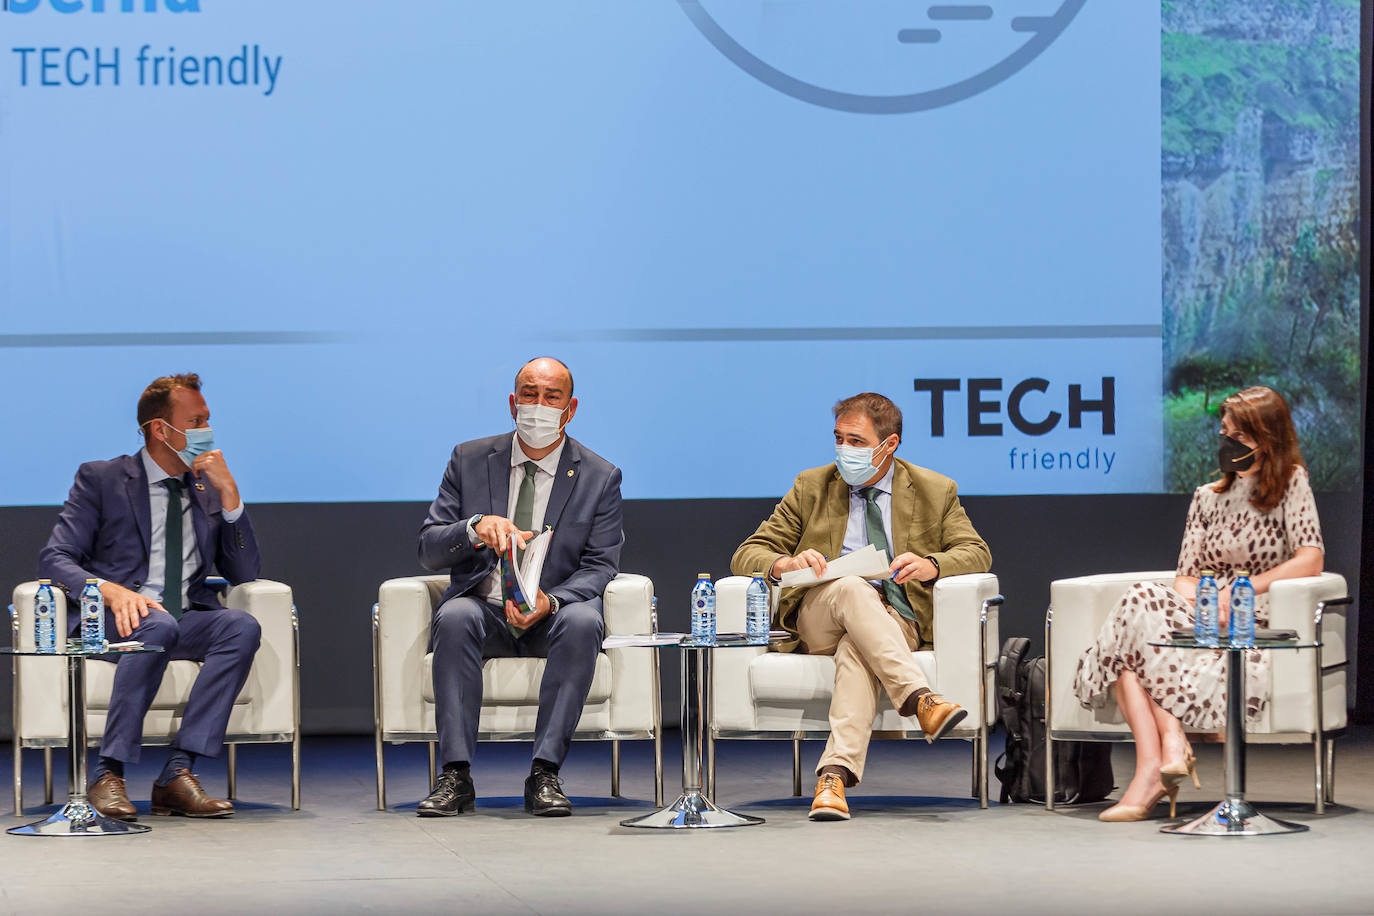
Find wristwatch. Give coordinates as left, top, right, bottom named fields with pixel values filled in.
left=466, top=514, right=485, bottom=548
left=547, top=594, right=560, bottom=616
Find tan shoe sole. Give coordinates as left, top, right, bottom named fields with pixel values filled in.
left=923, top=706, right=968, bottom=744
left=808, top=804, right=851, bottom=821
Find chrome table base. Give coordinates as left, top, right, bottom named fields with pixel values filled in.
left=621, top=790, right=764, bottom=829
left=621, top=643, right=763, bottom=830
left=9, top=800, right=151, bottom=837
left=1161, top=798, right=1308, bottom=837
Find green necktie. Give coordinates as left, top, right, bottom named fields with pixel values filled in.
left=163, top=478, right=184, bottom=620
left=513, top=461, right=538, bottom=558
left=859, top=486, right=917, bottom=624
left=508, top=461, right=539, bottom=637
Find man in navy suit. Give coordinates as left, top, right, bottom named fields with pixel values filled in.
left=39, top=373, right=262, bottom=820
left=417, top=357, right=623, bottom=817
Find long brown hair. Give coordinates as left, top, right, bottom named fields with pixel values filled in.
left=1212, top=386, right=1304, bottom=511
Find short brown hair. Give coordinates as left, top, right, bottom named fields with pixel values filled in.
left=833, top=392, right=902, bottom=441
left=1213, top=386, right=1304, bottom=512
left=137, top=373, right=202, bottom=431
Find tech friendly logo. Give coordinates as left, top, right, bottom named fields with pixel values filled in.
left=679, top=0, right=1083, bottom=114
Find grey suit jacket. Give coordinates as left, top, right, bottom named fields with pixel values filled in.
left=417, top=433, right=624, bottom=611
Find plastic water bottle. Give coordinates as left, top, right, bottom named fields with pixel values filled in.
left=746, top=573, right=770, bottom=645
left=80, top=579, right=105, bottom=651
left=34, top=579, right=57, bottom=653
left=690, top=574, right=715, bottom=646
left=1195, top=569, right=1219, bottom=647
left=1230, top=570, right=1256, bottom=647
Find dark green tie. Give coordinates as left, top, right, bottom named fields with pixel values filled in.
left=508, top=462, right=539, bottom=638
left=163, top=478, right=184, bottom=620
left=512, top=461, right=538, bottom=561
left=859, top=486, right=917, bottom=624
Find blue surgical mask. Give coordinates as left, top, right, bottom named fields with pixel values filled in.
left=835, top=442, right=888, bottom=486
left=164, top=422, right=215, bottom=468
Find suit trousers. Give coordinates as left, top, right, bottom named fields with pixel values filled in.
left=431, top=595, right=604, bottom=769
left=796, top=575, right=928, bottom=784
left=94, top=606, right=263, bottom=764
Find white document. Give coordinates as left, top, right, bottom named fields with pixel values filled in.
left=601, top=633, right=687, bottom=649
left=502, top=529, right=553, bottom=615
left=778, top=544, right=892, bottom=588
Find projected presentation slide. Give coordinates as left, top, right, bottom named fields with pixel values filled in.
left=1, top=1, right=1361, bottom=503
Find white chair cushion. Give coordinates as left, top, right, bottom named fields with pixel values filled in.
left=83, top=659, right=257, bottom=711
left=749, top=650, right=938, bottom=705
left=421, top=653, right=613, bottom=706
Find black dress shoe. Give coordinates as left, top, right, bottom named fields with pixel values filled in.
left=523, top=770, right=572, bottom=817
left=417, top=769, right=476, bottom=817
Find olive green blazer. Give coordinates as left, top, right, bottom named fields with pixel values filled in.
left=730, top=458, right=991, bottom=652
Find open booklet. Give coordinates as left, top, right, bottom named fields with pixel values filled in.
left=777, top=543, right=892, bottom=589
left=502, top=529, right=553, bottom=635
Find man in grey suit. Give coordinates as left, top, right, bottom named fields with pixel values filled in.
left=417, top=357, right=624, bottom=817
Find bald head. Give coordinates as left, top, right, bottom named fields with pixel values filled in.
left=514, top=357, right=574, bottom=399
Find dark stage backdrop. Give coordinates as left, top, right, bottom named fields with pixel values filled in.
left=1, top=493, right=1362, bottom=739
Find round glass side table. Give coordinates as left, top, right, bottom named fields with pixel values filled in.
left=1149, top=634, right=1316, bottom=837
left=605, top=632, right=786, bottom=829
left=3, top=641, right=165, bottom=837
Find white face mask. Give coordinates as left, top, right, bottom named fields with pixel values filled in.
left=835, top=438, right=893, bottom=486
left=514, top=403, right=569, bottom=449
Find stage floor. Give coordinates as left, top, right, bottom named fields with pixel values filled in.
left=2, top=730, right=1371, bottom=914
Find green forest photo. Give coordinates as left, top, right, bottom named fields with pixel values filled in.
left=1161, top=0, right=1362, bottom=491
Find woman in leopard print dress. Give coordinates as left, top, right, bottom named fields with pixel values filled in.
left=1073, top=387, right=1324, bottom=821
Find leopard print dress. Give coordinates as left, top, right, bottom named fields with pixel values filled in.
left=1073, top=466, right=1324, bottom=731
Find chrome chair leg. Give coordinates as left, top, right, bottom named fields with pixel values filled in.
left=12, top=741, right=22, bottom=817
left=227, top=744, right=237, bottom=800
left=706, top=733, right=716, bottom=803
left=1325, top=738, right=1336, bottom=805
left=610, top=739, right=621, bottom=797
left=43, top=747, right=53, bottom=805
left=653, top=731, right=664, bottom=807
left=427, top=741, right=437, bottom=789
left=374, top=730, right=386, bottom=812
left=291, top=731, right=301, bottom=811
left=1313, top=733, right=1325, bottom=815
left=792, top=738, right=802, bottom=797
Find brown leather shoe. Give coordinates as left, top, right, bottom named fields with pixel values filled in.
left=150, top=769, right=233, bottom=818
left=808, top=773, right=851, bottom=821
left=88, top=773, right=137, bottom=822
left=913, top=692, right=968, bottom=744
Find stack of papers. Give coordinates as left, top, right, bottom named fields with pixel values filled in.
left=778, top=544, right=891, bottom=588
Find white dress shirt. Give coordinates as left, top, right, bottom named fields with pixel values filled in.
left=842, top=462, right=895, bottom=582
left=138, top=448, right=244, bottom=608
left=471, top=433, right=566, bottom=605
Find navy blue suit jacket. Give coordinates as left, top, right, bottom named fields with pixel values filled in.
left=418, top=434, right=623, bottom=610
left=38, top=453, right=262, bottom=609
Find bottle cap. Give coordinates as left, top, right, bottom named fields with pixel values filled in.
left=752, top=571, right=763, bottom=577
left=697, top=573, right=710, bottom=579
left=1237, top=569, right=1250, bottom=577
left=1200, top=569, right=1215, bottom=577
left=85, top=578, right=99, bottom=584
left=38, top=578, right=51, bottom=585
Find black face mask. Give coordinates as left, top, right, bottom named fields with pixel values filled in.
left=1219, top=434, right=1258, bottom=473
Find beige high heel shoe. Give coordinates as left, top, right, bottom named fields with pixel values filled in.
left=1160, top=750, right=1201, bottom=791
left=1098, top=785, right=1179, bottom=822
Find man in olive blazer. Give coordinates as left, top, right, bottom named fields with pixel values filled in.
left=731, top=392, right=991, bottom=820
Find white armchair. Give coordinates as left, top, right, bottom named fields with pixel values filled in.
left=1046, top=571, right=1349, bottom=812
left=709, top=573, right=1001, bottom=807
left=372, top=572, right=663, bottom=809
left=9, top=579, right=300, bottom=815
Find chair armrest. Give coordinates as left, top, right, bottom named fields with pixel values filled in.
left=931, top=573, right=1000, bottom=724
left=1267, top=572, right=1348, bottom=733
left=11, top=582, right=70, bottom=741
left=1046, top=571, right=1174, bottom=730
left=711, top=577, right=765, bottom=732
left=222, top=579, right=296, bottom=736
left=376, top=575, right=447, bottom=736
left=603, top=573, right=657, bottom=732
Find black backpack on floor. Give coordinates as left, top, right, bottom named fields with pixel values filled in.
left=993, top=636, right=1115, bottom=805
